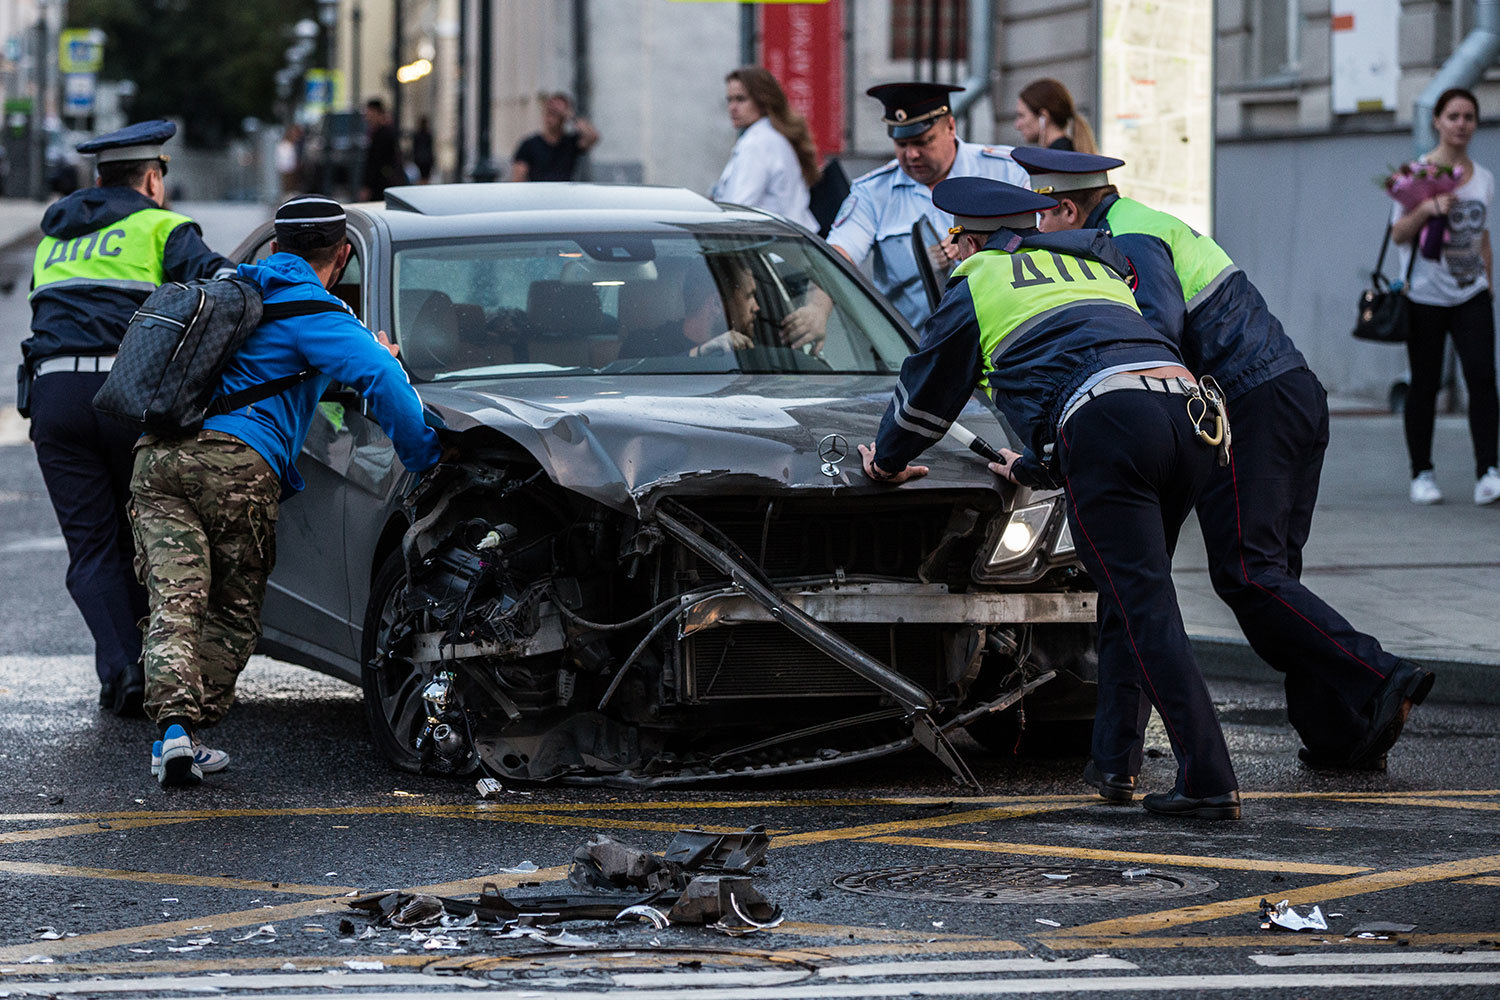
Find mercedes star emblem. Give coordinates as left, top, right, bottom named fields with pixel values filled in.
left=818, top=433, right=848, bottom=478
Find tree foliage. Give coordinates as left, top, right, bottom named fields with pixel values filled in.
left=69, top=0, right=318, bottom=146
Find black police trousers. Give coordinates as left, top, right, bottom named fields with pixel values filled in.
left=1059, top=387, right=1237, bottom=798
left=29, top=370, right=147, bottom=692
left=1197, top=367, right=1399, bottom=755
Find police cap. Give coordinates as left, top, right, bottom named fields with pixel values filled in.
left=76, top=119, right=176, bottom=164
left=274, top=195, right=347, bottom=251
left=866, top=82, right=964, bottom=139
left=1010, top=147, right=1124, bottom=195
left=932, top=176, right=1057, bottom=234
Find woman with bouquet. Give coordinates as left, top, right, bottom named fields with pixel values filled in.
left=1390, top=87, right=1500, bottom=506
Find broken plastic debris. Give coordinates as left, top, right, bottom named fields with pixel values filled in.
left=1035, top=918, right=1062, bottom=927
left=357, top=926, right=378, bottom=940
left=32, top=928, right=61, bottom=941
left=278, top=963, right=298, bottom=972
left=18, top=956, right=54, bottom=965
left=185, top=937, right=214, bottom=946
left=492, top=924, right=597, bottom=948
left=710, top=893, right=785, bottom=937
left=391, top=894, right=444, bottom=927
left=1351, top=921, right=1417, bottom=934
left=1356, top=932, right=1388, bottom=940
left=421, top=934, right=464, bottom=950
left=475, top=778, right=504, bottom=800
left=1041, top=873, right=1070, bottom=881
left=161, top=897, right=179, bottom=903
left=1122, top=868, right=1152, bottom=879
left=166, top=945, right=202, bottom=953
left=1259, top=898, right=1328, bottom=932
left=344, top=960, right=385, bottom=971
left=614, top=904, right=671, bottom=929
left=498, top=861, right=539, bottom=874
left=231, top=924, right=277, bottom=942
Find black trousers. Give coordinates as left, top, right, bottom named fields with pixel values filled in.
left=1060, top=389, right=1235, bottom=798
left=29, top=371, right=147, bottom=692
left=1405, top=292, right=1499, bottom=479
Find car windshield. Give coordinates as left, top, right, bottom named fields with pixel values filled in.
left=392, top=231, right=913, bottom=381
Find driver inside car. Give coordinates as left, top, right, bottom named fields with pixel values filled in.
left=619, top=260, right=760, bottom=358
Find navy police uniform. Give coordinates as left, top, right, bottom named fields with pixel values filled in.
left=826, top=82, right=1029, bottom=328
left=21, top=121, right=230, bottom=714
left=1010, top=147, right=1434, bottom=773
left=868, top=178, right=1238, bottom=813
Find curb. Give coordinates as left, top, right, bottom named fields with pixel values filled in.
left=1192, top=635, right=1500, bottom=707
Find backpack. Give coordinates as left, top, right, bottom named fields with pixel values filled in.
left=93, top=278, right=345, bottom=436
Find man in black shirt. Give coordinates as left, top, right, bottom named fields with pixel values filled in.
left=361, top=98, right=402, bottom=200
left=511, top=93, right=599, bottom=182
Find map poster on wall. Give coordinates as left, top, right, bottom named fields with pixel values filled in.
left=1099, top=0, right=1214, bottom=234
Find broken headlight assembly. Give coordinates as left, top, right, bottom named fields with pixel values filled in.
left=971, top=494, right=1072, bottom=584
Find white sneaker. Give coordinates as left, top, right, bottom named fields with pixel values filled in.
left=1410, top=471, right=1443, bottom=505
left=150, top=736, right=229, bottom=777
left=157, top=725, right=202, bottom=787
left=1475, top=467, right=1500, bottom=505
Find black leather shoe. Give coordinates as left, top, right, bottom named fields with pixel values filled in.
left=98, top=682, right=116, bottom=710
left=1083, top=760, right=1136, bottom=803
left=1349, top=660, right=1435, bottom=766
left=1142, top=788, right=1241, bottom=820
left=1297, top=747, right=1387, bottom=772
left=111, top=681, right=146, bottom=718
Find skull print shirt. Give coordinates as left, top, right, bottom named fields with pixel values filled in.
left=1394, top=158, right=1494, bottom=306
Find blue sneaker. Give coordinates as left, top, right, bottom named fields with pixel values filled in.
left=157, top=725, right=202, bottom=787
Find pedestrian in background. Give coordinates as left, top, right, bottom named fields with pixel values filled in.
left=1390, top=87, right=1500, bottom=506
left=360, top=99, right=402, bottom=201
left=1013, top=78, right=1097, bottom=154
left=710, top=66, right=819, bottom=231
left=132, top=196, right=443, bottom=787
left=275, top=124, right=304, bottom=195
left=411, top=117, right=436, bottom=184
left=511, top=93, right=599, bottom=182
left=21, top=121, right=230, bottom=717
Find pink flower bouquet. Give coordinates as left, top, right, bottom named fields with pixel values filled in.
left=1384, top=161, right=1466, bottom=260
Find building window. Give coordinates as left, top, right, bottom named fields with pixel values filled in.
left=890, top=0, right=969, bottom=63
left=1252, top=0, right=1298, bottom=80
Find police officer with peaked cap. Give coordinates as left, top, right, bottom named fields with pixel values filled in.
left=1010, top=146, right=1436, bottom=788
left=21, top=120, right=231, bottom=716
left=859, top=176, right=1241, bottom=820
left=783, top=83, right=1029, bottom=345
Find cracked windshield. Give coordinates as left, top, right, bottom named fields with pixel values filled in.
left=393, top=233, right=912, bottom=381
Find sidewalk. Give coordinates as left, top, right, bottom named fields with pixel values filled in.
left=1179, top=410, right=1500, bottom=703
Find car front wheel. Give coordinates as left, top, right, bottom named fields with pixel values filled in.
left=361, top=550, right=429, bottom=773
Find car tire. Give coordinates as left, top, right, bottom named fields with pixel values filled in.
left=966, top=707, right=1094, bottom=758
left=361, top=550, right=428, bottom=773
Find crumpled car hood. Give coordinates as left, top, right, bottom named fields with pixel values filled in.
left=421, top=373, right=1014, bottom=514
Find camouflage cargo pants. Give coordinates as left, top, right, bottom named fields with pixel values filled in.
left=129, top=430, right=279, bottom=728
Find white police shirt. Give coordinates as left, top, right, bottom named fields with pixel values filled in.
left=711, top=117, right=818, bottom=230
left=827, top=140, right=1029, bottom=327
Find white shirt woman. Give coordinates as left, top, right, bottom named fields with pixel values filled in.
left=711, top=74, right=818, bottom=230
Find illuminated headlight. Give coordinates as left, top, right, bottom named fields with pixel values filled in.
left=985, top=502, right=1054, bottom=570
left=1052, top=518, right=1075, bottom=557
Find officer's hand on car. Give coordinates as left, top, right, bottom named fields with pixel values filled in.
left=858, top=443, right=928, bottom=484
left=376, top=329, right=400, bottom=359
left=988, top=447, right=1023, bottom=483
left=691, top=330, right=753, bottom=357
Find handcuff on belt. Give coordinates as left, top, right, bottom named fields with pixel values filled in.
left=1187, top=375, right=1232, bottom=466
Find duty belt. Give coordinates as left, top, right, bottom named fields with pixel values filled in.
left=1059, top=372, right=1198, bottom=429
left=1060, top=371, right=1231, bottom=466
left=33, top=355, right=115, bottom=377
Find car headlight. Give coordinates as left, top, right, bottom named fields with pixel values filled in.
left=985, top=501, right=1055, bottom=571
left=1052, top=517, right=1075, bottom=557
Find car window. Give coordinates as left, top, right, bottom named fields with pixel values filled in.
left=392, top=232, right=913, bottom=382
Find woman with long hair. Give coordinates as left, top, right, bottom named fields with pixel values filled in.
left=710, top=66, right=819, bottom=230
left=1391, top=87, right=1500, bottom=505
left=1014, top=78, right=1097, bottom=153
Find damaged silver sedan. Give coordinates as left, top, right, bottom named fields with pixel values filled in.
left=241, top=183, right=1099, bottom=786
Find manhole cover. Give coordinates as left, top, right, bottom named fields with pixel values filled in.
left=835, top=863, right=1217, bottom=904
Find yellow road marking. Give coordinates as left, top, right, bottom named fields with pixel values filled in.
left=0, top=818, right=200, bottom=844
left=866, top=835, right=1371, bottom=875
left=1459, top=876, right=1500, bottom=886
left=1045, top=932, right=1500, bottom=951
left=769, top=922, right=979, bottom=943
left=0, top=861, right=358, bottom=895
left=771, top=804, right=1086, bottom=848
left=0, top=866, right=569, bottom=962
left=1324, top=796, right=1500, bottom=812
left=1045, top=852, right=1500, bottom=939
left=468, top=812, right=761, bottom=834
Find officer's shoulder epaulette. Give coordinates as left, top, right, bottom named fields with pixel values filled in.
left=851, top=159, right=900, bottom=186
left=978, top=145, right=1017, bottom=161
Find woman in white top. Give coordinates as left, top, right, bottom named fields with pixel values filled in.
left=711, top=66, right=819, bottom=231
left=1391, top=87, right=1500, bottom=506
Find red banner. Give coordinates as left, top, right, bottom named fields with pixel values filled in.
left=760, top=0, right=844, bottom=156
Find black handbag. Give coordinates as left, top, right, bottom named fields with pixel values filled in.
left=1353, top=221, right=1418, bottom=343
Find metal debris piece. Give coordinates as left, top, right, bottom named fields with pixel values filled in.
left=667, top=876, right=780, bottom=928
left=1351, top=921, right=1417, bottom=934
left=1259, top=898, right=1329, bottom=932
left=1122, top=868, right=1152, bottom=879
left=614, top=904, right=671, bottom=929
left=491, top=923, right=597, bottom=948
left=391, top=894, right=445, bottom=927
left=1035, top=918, right=1062, bottom=927
left=711, top=892, right=786, bottom=936
left=475, top=778, right=505, bottom=800
left=663, top=826, right=771, bottom=873
left=1041, top=874, right=1070, bottom=881
left=571, top=834, right=683, bottom=892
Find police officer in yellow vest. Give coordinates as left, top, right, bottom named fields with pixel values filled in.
left=860, top=176, right=1241, bottom=819
left=1012, top=147, right=1436, bottom=787
left=21, top=120, right=231, bottom=716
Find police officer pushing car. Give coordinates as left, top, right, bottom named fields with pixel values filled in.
left=20, top=121, right=230, bottom=716
left=859, top=177, right=1242, bottom=820
left=1011, top=146, right=1436, bottom=785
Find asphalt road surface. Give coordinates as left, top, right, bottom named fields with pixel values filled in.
left=1, top=230, right=1498, bottom=998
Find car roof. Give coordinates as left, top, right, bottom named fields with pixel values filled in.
left=353, top=182, right=797, bottom=240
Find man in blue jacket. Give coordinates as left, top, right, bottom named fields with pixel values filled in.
left=131, top=195, right=444, bottom=788
left=1010, top=146, right=1434, bottom=790
left=23, top=120, right=230, bottom=716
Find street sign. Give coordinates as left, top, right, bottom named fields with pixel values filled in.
left=304, top=69, right=345, bottom=116
left=59, top=28, right=105, bottom=74
left=64, top=72, right=96, bottom=116
left=760, top=0, right=844, bottom=155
